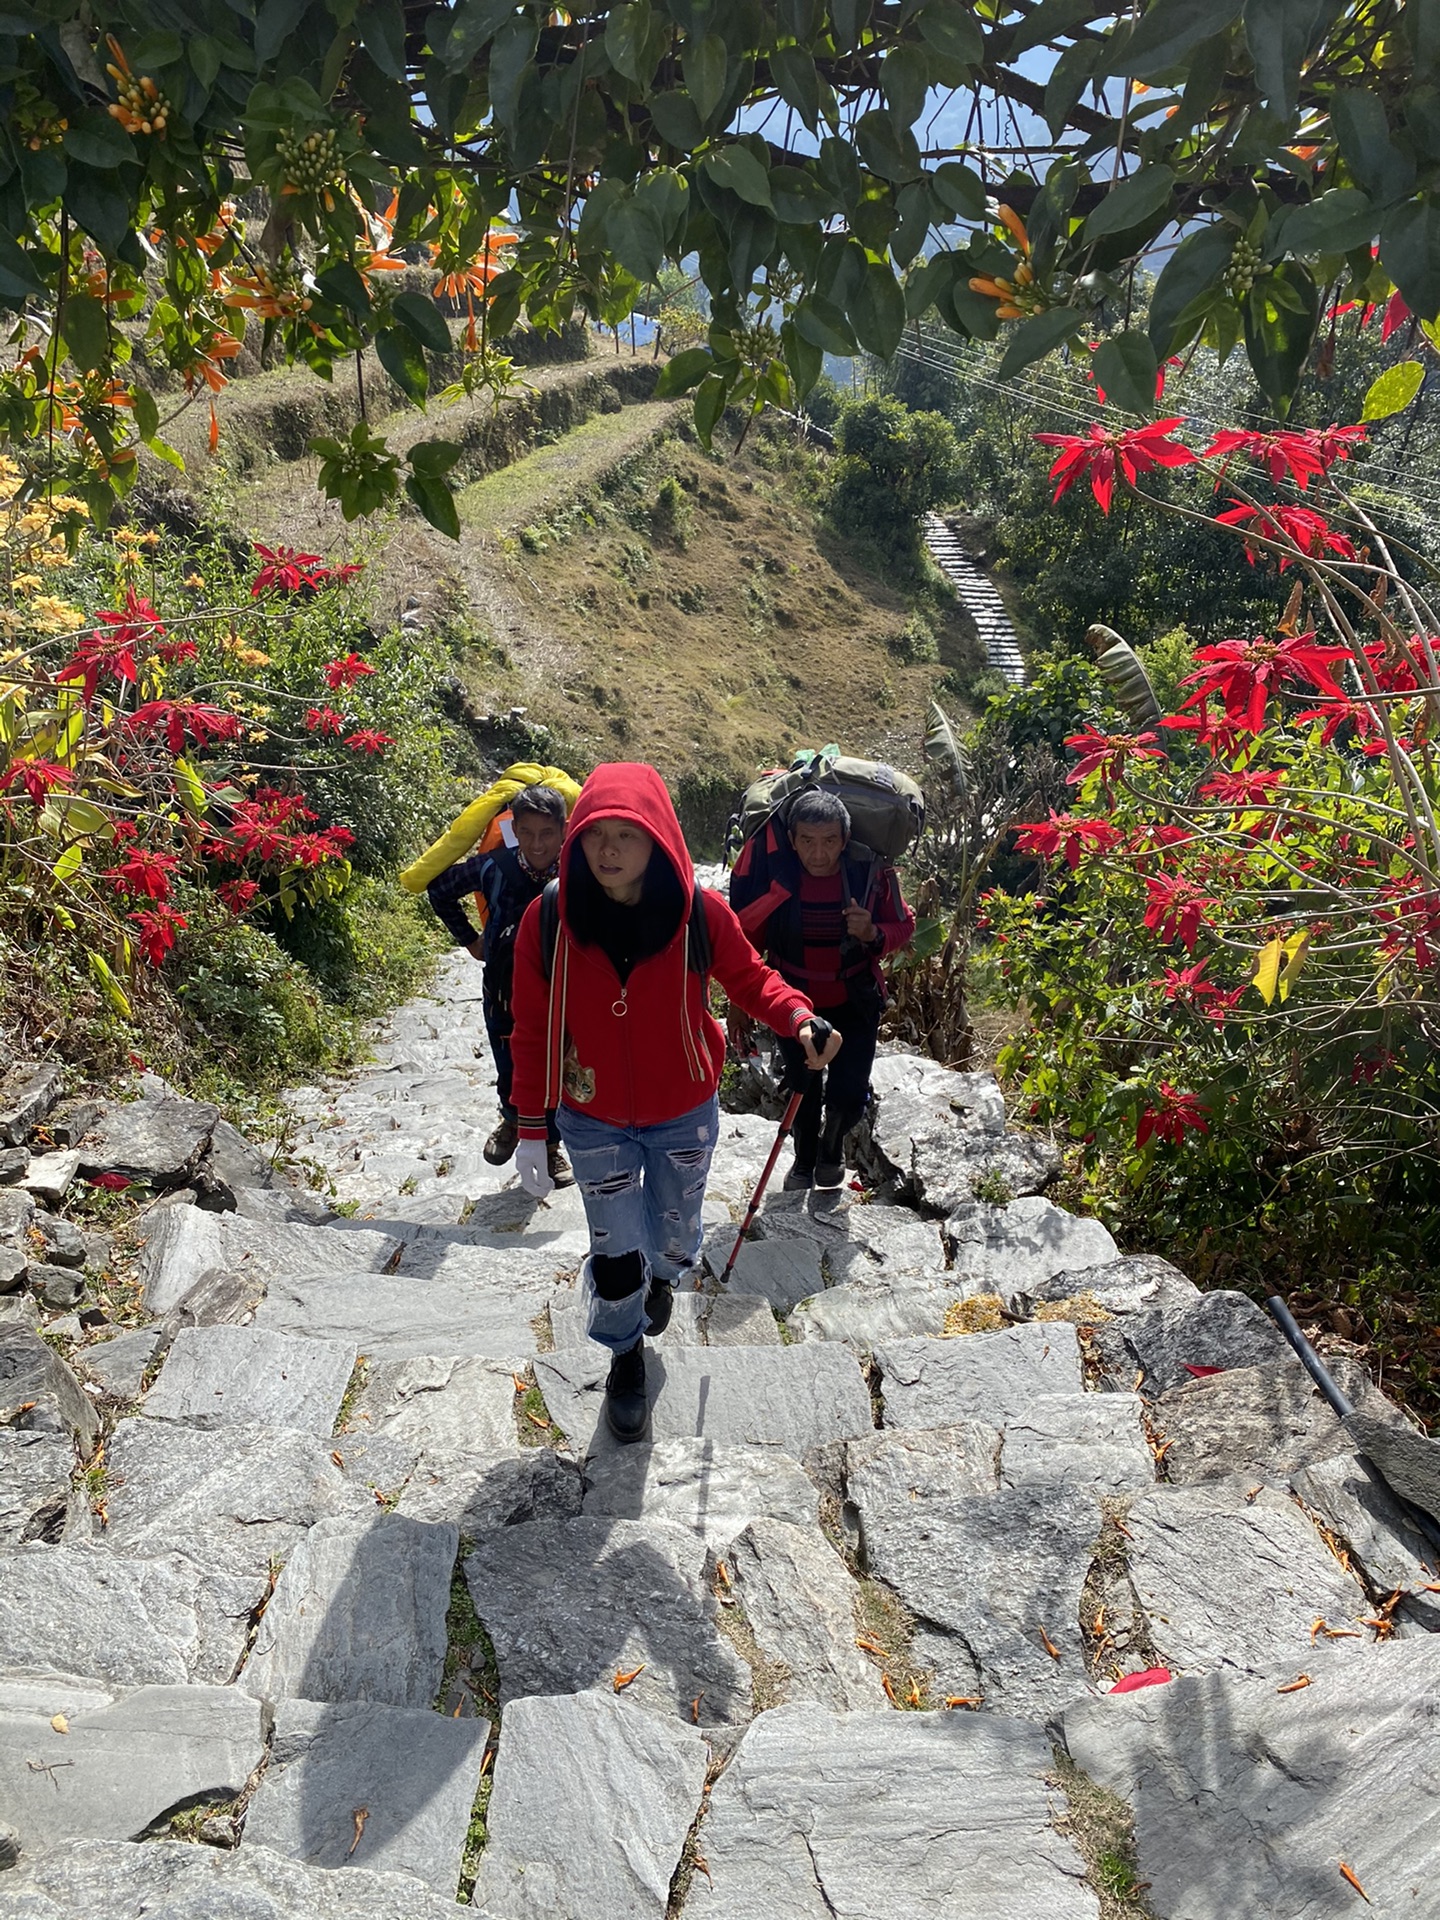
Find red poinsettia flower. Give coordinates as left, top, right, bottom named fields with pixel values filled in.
left=1034, top=417, right=1196, bottom=513
left=322, top=653, right=375, bottom=690
left=1197, top=768, right=1285, bottom=806
left=1202, top=425, right=1366, bottom=491
left=129, top=903, right=187, bottom=966
left=343, top=728, right=394, bottom=755
left=304, top=706, right=348, bottom=735
left=1157, top=698, right=1263, bottom=760
left=1136, top=1082, right=1210, bottom=1149
left=125, top=701, right=244, bottom=756
left=1180, top=633, right=1351, bottom=732
left=86, top=1171, right=131, bottom=1191
left=216, top=878, right=261, bottom=914
left=156, top=639, right=199, bottom=665
left=3, top=757, right=74, bottom=807
left=105, top=847, right=179, bottom=902
left=1143, top=874, right=1218, bottom=951
left=1013, top=812, right=1125, bottom=869
left=1351, top=1048, right=1397, bottom=1085
left=1215, top=502, right=1357, bottom=570
left=57, top=592, right=165, bottom=701
left=251, top=543, right=327, bottom=595
left=1381, top=289, right=1411, bottom=342
left=1158, top=957, right=1221, bottom=1004
left=1064, top=728, right=1166, bottom=788
left=1376, top=877, right=1440, bottom=968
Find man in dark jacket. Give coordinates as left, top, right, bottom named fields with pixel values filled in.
left=731, top=788, right=914, bottom=1191
left=426, top=783, right=573, bottom=1183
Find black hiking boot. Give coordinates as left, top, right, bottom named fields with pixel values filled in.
left=604, top=1338, right=649, bottom=1443
left=644, top=1276, right=674, bottom=1336
left=783, top=1159, right=814, bottom=1191
left=547, top=1145, right=575, bottom=1188
left=813, top=1115, right=848, bottom=1191
left=483, top=1115, right=519, bottom=1165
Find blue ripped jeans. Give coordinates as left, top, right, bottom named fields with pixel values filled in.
left=556, top=1096, right=718, bottom=1355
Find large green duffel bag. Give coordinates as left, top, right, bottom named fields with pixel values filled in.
left=726, top=744, right=925, bottom=864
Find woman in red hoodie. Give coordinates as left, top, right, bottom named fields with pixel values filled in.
left=509, top=763, right=840, bottom=1441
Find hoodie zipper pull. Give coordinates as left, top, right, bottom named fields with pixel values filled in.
left=611, top=985, right=629, bottom=1018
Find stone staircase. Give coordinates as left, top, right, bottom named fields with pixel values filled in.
left=923, top=511, right=1027, bottom=686
left=3, top=949, right=1440, bottom=1917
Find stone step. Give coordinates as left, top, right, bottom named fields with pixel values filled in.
left=550, top=1286, right=781, bottom=1349
left=474, top=1690, right=706, bottom=1920
left=141, top=1325, right=356, bottom=1435
left=534, top=1341, right=875, bottom=1458
left=580, top=1437, right=821, bottom=1544
left=253, top=1267, right=549, bottom=1361
left=688, top=1701, right=1098, bottom=1917
left=245, top=1695, right=489, bottom=1891
left=465, top=1515, right=750, bottom=1723
left=874, top=1323, right=1084, bottom=1430
left=137, top=1208, right=401, bottom=1317
left=859, top=1056, right=1060, bottom=1208
left=0, top=1682, right=263, bottom=1858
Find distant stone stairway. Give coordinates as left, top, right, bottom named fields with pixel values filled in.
left=923, top=511, right=1027, bottom=686
left=3, top=948, right=1440, bottom=1918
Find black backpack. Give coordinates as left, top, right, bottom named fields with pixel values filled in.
left=538, top=877, right=713, bottom=981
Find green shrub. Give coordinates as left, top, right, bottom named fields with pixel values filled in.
left=652, top=473, right=694, bottom=548
left=891, top=612, right=939, bottom=664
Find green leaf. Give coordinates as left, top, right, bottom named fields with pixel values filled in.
left=358, top=0, right=405, bottom=78
left=685, top=31, right=728, bottom=120
left=793, top=294, right=859, bottom=355
left=1092, top=331, right=1159, bottom=416
left=655, top=346, right=714, bottom=395
left=61, top=167, right=130, bottom=258
left=51, top=843, right=83, bottom=883
left=997, top=306, right=1083, bottom=378
left=61, top=291, right=109, bottom=375
left=1243, top=261, right=1318, bottom=417
left=769, top=165, right=840, bottom=225
left=1085, top=164, right=1176, bottom=240
left=1380, top=198, right=1440, bottom=321
left=930, top=161, right=985, bottom=220
left=607, top=0, right=654, bottom=86
left=881, top=43, right=930, bottom=129
left=855, top=108, right=922, bottom=182
left=489, top=14, right=538, bottom=139
left=87, top=949, right=133, bottom=1020
left=1044, top=38, right=1100, bottom=139
left=394, top=289, right=452, bottom=352
left=608, top=192, right=666, bottom=280
left=131, top=386, right=159, bottom=441
left=702, top=143, right=773, bottom=209
left=923, top=698, right=968, bottom=798
left=315, top=260, right=372, bottom=316
left=831, top=0, right=870, bottom=52
left=130, top=29, right=183, bottom=67
left=60, top=116, right=133, bottom=170
left=781, top=318, right=822, bottom=399
left=846, top=260, right=906, bottom=357
left=438, top=0, right=514, bottom=69
left=173, top=756, right=208, bottom=817
left=1010, top=0, right=1098, bottom=55
left=575, top=178, right=623, bottom=254
left=1148, top=222, right=1235, bottom=354
left=771, top=45, right=820, bottom=131
left=405, top=470, right=460, bottom=539
left=1282, top=188, right=1376, bottom=256
left=1106, top=0, right=1241, bottom=79
left=693, top=369, right=728, bottom=448
left=408, top=436, right=463, bottom=476
left=1243, top=0, right=1327, bottom=118
left=650, top=88, right=703, bottom=148
left=918, top=4, right=982, bottom=65
left=1087, top=624, right=1163, bottom=727
left=1332, top=89, right=1415, bottom=204
left=376, top=324, right=429, bottom=404
left=189, top=34, right=224, bottom=90
left=1362, top=359, right=1426, bottom=420
left=254, top=0, right=312, bottom=65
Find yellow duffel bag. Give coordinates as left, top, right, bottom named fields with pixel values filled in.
left=399, top=763, right=582, bottom=893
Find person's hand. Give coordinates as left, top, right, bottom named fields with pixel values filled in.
left=466, top=937, right=485, bottom=963
left=797, top=1017, right=842, bottom=1071
left=843, top=903, right=877, bottom=945
left=726, top=1004, right=756, bottom=1056
left=515, top=1140, right=554, bottom=1197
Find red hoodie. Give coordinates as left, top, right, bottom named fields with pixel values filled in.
left=509, top=764, right=813, bottom=1137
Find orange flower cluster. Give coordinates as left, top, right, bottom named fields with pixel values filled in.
left=105, top=36, right=170, bottom=137
left=968, top=207, right=1044, bottom=321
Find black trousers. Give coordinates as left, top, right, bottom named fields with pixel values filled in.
left=777, top=992, right=881, bottom=1165
left=483, top=990, right=559, bottom=1142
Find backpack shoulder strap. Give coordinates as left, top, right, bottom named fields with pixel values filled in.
left=687, top=881, right=713, bottom=977
left=539, top=878, right=561, bottom=983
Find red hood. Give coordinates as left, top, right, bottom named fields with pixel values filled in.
left=559, top=762, right=692, bottom=921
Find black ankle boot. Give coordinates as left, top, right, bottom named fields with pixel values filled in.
left=604, top=1338, right=649, bottom=1443
left=644, top=1276, right=674, bottom=1335
left=814, top=1114, right=849, bottom=1191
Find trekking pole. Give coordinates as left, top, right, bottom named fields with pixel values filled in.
left=717, top=1015, right=834, bottom=1288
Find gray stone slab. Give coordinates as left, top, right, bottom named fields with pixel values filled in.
left=857, top=1056, right=1061, bottom=1208
left=231, top=1185, right=337, bottom=1226
left=845, top=1423, right=1001, bottom=1518
left=748, top=1193, right=948, bottom=1286
left=34, top=1215, right=85, bottom=1268
left=241, top=1512, right=455, bottom=1709
left=27, top=1262, right=84, bottom=1310
left=1126, top=1484, right=1370, bottom=1678
left=388, top=1233, right=572, bottom=1289
left=76, top=1327, right=162, bottom=1401
left=0, top=1145, right=26, bottom=1186
left=103, top=1417, right=417, bottom=1582
left=0, top=1544, right=256, bottom=1689
left=700, top=1230, right=824, bottom=1313
left=348, top=1353, right=517, bottom=1452
left=398, top=1446, right=584, bottom=1533
left=159, top=1265, right=267, bottom=1336
left=0, top=1683, right=263, bottom=1854
left=244, top=1695, right=488, bottom=1891
left=0, top=1836, right=464, bottom=1919
left=1096, top=1288, right=1297, bottom=1396
left=856, top=1476, right=1100, bottom=1716
left=21, top=1152, right=79, bottom=1206
left=1035, top=1252, right=1201, bottom=1317
left=475, top=1691, right=706, bottom=1920
left=945, top=1197, right=1118, bottom=1307
left=0, top=1190, right=35, bottom=1254
left=1064, top=1640, right=1440, bottom=1920
left=466, top=1516, right=750, bottom=1725
left=138, top=1209, right=400, bottom=1316
left=726, top=1519, right=883, bottom=1710
left=534, top=1343, right=874, bottom=1458
left=875, top=1323, right=1083, bottom=1430
left=0, top=1431, right=78, bottom=1545
left=1154, top=1365, right=1350, bottom=1485
left=549, top=1286, right=780, bottom=1351
left=0, top=1292, right=38, bottom=1329
left=142, top=1326, right=355, bottom=1435
left=688, top=1701, right=1098, bottom=1920
left=999, top=1393, right=1155, bottom=1495
left=76, top=1096, right=217, bottom=1188
left=205, top=1116, right=276, bottom=1189
left=1344, top=1405, right=1440, bottom=1529
left=255, top=1269, right=542, bottom=1361
left=0, top=1325, right=98, bottom=1451
left=1291, top=1451, right=1440, bottom=1625
left=0, top=1244, right=25, bottom=1292
left=790, top=1277, right=954, bottom=1346
left=0, top=1063, right=63, bottom=1147
left=582, top=1438, right=820, bottom=1545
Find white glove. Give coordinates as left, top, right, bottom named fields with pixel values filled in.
left=515, top=1139, right=554, bottom=1198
